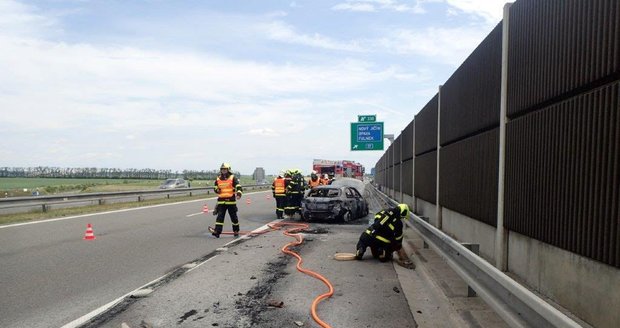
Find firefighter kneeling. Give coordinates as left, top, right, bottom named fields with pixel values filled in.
left=355, top=204, right=414, bottom=268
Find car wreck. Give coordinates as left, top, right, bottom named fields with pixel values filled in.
left=301, top=185, right=369, bottom=222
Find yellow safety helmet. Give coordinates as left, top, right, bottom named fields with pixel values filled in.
left=398, top=204, right=410, bottom=219
left=220, top=163, right=231, bottom=170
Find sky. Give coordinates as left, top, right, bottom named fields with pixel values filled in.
left=0, top=0, right=509, bottom=175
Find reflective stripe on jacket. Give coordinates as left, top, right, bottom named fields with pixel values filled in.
left=367, top=206, right=403, bottom=246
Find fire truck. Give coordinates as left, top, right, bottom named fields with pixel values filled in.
left=312, top=159, right=364, bottom=180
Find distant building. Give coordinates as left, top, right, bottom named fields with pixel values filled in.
left=252, top=167, right=266, bottom=184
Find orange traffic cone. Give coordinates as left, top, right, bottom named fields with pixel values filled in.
left=83, top=223, right=96, bottom=240
left=246, top=198, right=252, bottom=205
left=202, top=204, right=209, bottom=213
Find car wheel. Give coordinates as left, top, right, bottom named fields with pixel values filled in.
left=343, top=210, right=352, bottom=223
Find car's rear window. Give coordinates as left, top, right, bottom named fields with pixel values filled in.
left=308, top=188, right=340, bottom=198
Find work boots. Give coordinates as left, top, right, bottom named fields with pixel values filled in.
left=355, top=247, right=365, bottom=260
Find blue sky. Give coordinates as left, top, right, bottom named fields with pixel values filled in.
left=0, top=0, right=509, bottom=175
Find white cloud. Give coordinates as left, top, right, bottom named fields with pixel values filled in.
left=262, top=21, right=366, bottom=51
left=445, top=0, right=509, bottom=24
left=246, top=128, right=280, bottom=137
left=332, top=0, right=428, bottom=14
left=331, top=0, right=509, bottom=24
left=376, top=26, right=489, bottom=65
left=263, top=20, right=487, bottom=65
left=332, top=3, right=376, bottom=12
left=0, top=0, right=59, bottom=37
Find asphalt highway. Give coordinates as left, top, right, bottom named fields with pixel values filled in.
left=0, top=191, right=278, bottom=328
left=1, top=187, right=507, bottom=328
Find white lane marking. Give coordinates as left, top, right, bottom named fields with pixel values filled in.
left=187, top=219, right=281, bottom=273
left=61, top=257, right=222, bottom=327
left=62, top=217, right=280, bottom=327
left=0, top=190, right=271, bottom=229
left=186, top=212, right=204, bottom=217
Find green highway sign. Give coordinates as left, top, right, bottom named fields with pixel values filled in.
left=358, top=115, right=376, bottom=122
left=351, top=122, right=384, bottom=151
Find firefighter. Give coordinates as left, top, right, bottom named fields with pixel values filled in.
left=283, top=170, right=296, bottom=218
left=355, top=204, right=413, bottom=267
left=271, top=171, right=286, bottom=219
left=308, top=171, right=321, bottom=188
left=320, top=173, right=330, bottom=185
left=285, top=169, right=304, bottom=218
left=212, top=163, right=243, bottom=238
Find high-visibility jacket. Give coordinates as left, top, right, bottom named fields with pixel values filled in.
left=365, top=206, right=403, bottom=245
left=272, top=177, right=286, bottom=196
left=215, top=174, right=242, bottom=204
left=308, top=178, right=321, bottom=188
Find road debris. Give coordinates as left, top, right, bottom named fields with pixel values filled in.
left=130, top=288, right=153, bottom=298
left=267, top=300, right=284, bottom=308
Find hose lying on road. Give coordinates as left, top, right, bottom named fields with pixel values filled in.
left=209, top=222, right=335, bottom=328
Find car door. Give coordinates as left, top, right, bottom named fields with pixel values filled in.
left=350, top=187, right=367, bottom=217
left=344, top=187, right=358, bottom=217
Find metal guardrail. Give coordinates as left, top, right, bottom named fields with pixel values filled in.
left=0, top=185, right=270, bottom=214
left=369, top=184, right=582, bottom=328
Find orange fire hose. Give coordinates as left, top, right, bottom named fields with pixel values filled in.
left=209, top=222, right=335, bottom=328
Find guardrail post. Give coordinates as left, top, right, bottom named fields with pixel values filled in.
left=166, top=194, right=170, bottom=199
left=420, top=216, right=430, bottom=248
left=138, top=196, right=142, bottom=202
left=98, top=199, right=104, bottom=205
left=42, top=204, right=48, bottom=212
left=461, top=242, right=480, bottom=297
left=189, top=191, right=192, bottom=197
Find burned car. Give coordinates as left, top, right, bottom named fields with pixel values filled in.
left=301, top=185, right=369, bottom=222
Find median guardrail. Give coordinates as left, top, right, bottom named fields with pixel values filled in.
left=0, top=184, right=270, bottom=215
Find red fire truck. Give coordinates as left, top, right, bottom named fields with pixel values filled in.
left=312, top=159, right=364, bottom=180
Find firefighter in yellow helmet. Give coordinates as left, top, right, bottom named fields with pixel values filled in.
left=285, top=169, right=305, bottom=219
left=212, top=163, right=243, bottom=238
left=355, top=204, right=413, bottom=268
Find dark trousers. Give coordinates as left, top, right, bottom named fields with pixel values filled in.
left=275, top=195, right=285, bottom=219
left=214, top=204, right=239, bottom=234
left=290, top=193, right=303, bottom=213
left=356, top=231, right=400, bottom=262
left=284, top=193, right=299, bottom=216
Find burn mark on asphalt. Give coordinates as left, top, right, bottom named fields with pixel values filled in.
left=78, top=234, right=258, bottom=327
left=303, top=227, right=329, bottom=234
left=233, top=254, right=295, bottom=326
left=177, top=309, right=197, bottom=324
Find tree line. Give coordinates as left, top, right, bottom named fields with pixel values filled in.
left=0, top=167, right=240, bottom=180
